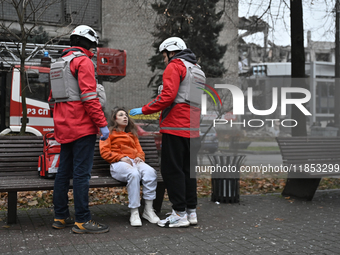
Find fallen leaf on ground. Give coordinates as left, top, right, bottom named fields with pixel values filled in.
left=1, top=177, right=340, bottom=209
left=28, top=201, right=38, bottom=206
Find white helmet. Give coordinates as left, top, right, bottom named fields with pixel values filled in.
left=71, top=25, right=99, bottom=46
left=159, top=37, right=187, bottom=52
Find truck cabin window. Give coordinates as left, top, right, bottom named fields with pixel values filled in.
left=25, top=72, right=50, bottom=102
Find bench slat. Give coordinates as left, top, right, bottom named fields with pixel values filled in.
left=278, top=144, right=340, bottom=149
left=281, top=153, right=340, bottom=159
left=0, top=135, right=162, bottom=190
left=0, top=152, right=43, bottom=157
left=0, top=136, right=43, bottom=140
left=282, top=158, right=340, bottom=164
left=0, top=171, right=163, bottom=192
left=276, top=136, right=340, bottom=176
left=0, top=144, right=43, bottom=148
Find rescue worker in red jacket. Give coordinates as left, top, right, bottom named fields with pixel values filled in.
left=49, top=25, right=109, bottom=234
left=130, top=37, right=203, bottom=228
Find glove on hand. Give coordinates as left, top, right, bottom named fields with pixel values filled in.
left=129, top=108, right=143, bottom=116
left=100, top=126, right=110, bottom=141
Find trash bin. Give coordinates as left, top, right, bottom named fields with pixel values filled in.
left=207, top=154, right=246, bottom=203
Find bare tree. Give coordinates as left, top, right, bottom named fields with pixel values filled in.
left=0, top=0, right=73, bottom=135
left=290, top=0, right=307, bottom=136
left=239, top=0, right=336, bottom=136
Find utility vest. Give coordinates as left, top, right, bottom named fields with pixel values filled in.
left=174, top=59, right=206, bottom=107
left=160, top=58, right=206, bottom=130
left=50, top=51, right=98, bottom=103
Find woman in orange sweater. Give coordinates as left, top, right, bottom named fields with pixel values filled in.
left=99, top=107, right=160, bottom=227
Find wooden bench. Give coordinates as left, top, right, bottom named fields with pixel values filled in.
left=276, top=136, right=340, bottom=200
left=0, top=135, right=165, bottom=224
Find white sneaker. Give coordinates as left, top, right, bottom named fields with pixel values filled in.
left=142, top=209, right=160, bottom=224
left=130, top=210, right=142, bottom=227
left=157, top=210, right=190, bottom=228
left=187, top=212, right=198, bottom=225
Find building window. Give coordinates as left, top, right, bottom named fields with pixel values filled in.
left=315, top=53, right=330, bottom=62
left=0, top=0, right=101, bottom=29
left=316, top=81, right=334, bottom=114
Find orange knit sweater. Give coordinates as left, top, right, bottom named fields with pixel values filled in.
left=99, top=130, right=145, bottom=164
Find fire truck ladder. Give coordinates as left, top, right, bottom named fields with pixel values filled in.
left=0, top=41, right=68, bottom=68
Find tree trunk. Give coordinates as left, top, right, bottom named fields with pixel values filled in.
left=290, top=0, right=307, bottom=137
left=19, top=44, right=27, bottom=135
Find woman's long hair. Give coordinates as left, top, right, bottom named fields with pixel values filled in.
left=109, top=107, right=138, bottom=137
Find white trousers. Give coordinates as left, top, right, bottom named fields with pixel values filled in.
left=110, top=158, right=157, bottom=208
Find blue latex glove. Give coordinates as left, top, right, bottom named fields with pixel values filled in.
left=129, top=107, right=143, bottom=116
left=100, top=126, right=110, bottom=141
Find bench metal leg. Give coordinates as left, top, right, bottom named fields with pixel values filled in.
left=153, top=182, right=165, bottom=213
left=282, top=178, right=321, bottom=201
left=7, top=191, right=17, bottom=224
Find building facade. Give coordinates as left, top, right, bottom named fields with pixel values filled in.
left=0, top=0, right=239, bottom=120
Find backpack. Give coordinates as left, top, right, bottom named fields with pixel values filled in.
left=96, top=83, right=106, bottom=110
left=50, top=51, right=84, bottom=102
left=50, top=50, right=107, bottom=107
left=174, top=59, right=206, bottom=107
left=38, top=131, right=61, bottom=179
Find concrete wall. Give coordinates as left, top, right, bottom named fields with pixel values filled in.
left=101, top=0, right=157, bottom=117
left=101, top=0, right=238, bottom=118
left=217, top=0, right=239, bottom=80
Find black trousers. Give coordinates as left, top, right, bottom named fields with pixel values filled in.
left=161, top=133, right=201, bottom=211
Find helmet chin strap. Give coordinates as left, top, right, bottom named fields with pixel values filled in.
left=166, top=51, right=178, bottom=62
left=166, top=51, right=171, bottom=61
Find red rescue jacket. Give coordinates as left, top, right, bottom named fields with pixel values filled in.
left=48, top=47, right=107, bottom=144
left=142, top=49, right=201, bottom=138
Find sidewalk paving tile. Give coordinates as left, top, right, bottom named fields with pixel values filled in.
left=1, top=189, right=340, bottom=254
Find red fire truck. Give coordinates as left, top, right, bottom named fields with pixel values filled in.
left=0, top=42, right=126, bottom=136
